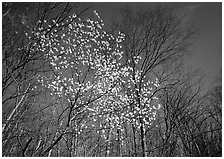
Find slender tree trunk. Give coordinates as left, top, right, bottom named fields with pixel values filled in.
left=3, top=83, right=30, bottom=132
left=105, top=127, right=112, bottom=157
left=139, top=119, right=147, bottom=157
left=72, top=132, right=78, bottom=156
left=132, top=123, right=137, bottom=156
left=71, top=122, right=78, bottom=156
left=116, top=128, right=121, bottom=156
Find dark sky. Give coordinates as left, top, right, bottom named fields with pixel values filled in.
left=87, top=2, right=221, bottom=83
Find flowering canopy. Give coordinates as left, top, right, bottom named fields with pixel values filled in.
left=34, top=11, right=161, bottom=136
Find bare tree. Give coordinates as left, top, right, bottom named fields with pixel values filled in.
left=111, top=5, right=198, bottom=156
left=2, top=2, right=91, bottom=156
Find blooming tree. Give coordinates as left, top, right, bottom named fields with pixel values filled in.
left=34, top=10, right=132, bottom=156
left=4, top=3, right=212, bottom=157
left=34, top=9, right=162, bottom=156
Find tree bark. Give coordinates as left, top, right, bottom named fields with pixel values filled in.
left=132, top=124, right=137, bottom=156
left=139, top=119, right=147, bottom=157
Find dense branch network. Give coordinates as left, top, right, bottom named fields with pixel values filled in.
left=34, top=10, right=161, bottom=143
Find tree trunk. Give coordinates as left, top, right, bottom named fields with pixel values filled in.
left=140, top=118, right=147, bottom=157
left=105, top=127, right=112, bottom=157
left=116, top=129, right=121, bottom=156
left=132, top=123, right=137, bottom=156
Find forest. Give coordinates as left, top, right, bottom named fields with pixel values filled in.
left=2, top=2, right=222, bottom=157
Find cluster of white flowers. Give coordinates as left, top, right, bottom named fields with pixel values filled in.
left=34, top=11, right=161, bottom=137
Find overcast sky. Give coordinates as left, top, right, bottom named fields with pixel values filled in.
left=87, top=2, right=221, bottom=84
